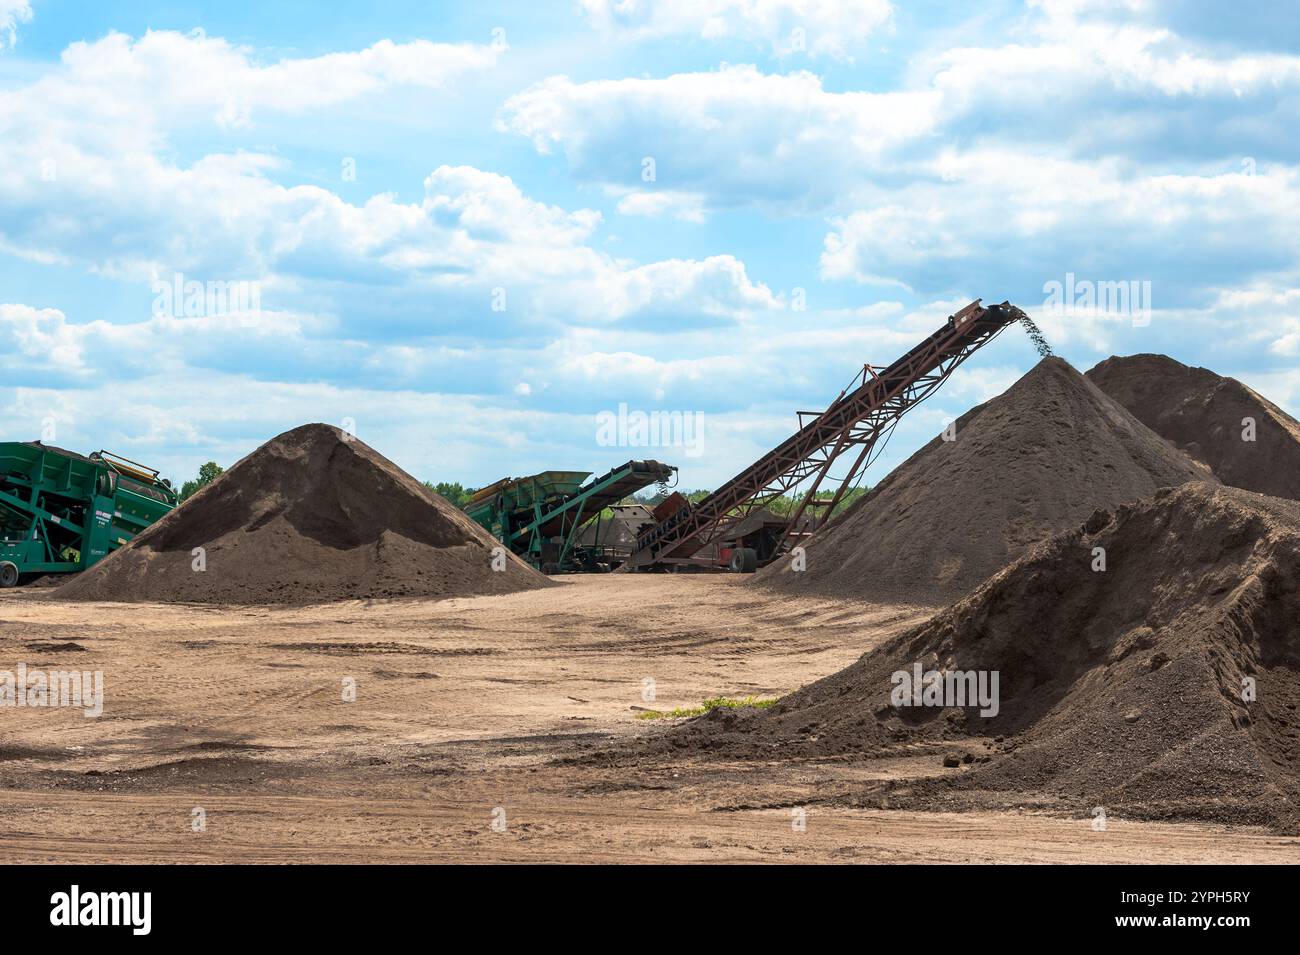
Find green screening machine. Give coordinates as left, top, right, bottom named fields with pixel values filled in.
left=464, top=459, right=675, bottom=573
left=0, top=441, right=178, bottom=587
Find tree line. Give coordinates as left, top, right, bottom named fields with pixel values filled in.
left=173, top=464, right=865, bottom=518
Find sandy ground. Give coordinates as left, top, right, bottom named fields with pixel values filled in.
left=1, top=575, right=1297, bottom=863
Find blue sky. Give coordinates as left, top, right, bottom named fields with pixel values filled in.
left=1, top=0, right=1298, bottom=491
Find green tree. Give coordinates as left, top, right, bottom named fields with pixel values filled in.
left=180, top=461, right=224, bottom=501
left=425, top=480, right=475, bottom=508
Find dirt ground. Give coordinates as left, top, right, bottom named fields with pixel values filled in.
left=1, top=575, right=1296, bottom=863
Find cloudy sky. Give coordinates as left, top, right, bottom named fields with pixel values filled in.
left=2, top=0, right=1297, bottom=491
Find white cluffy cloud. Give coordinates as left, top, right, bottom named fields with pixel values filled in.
left=506, top=14, right=1300, bottom=209
left=499, top=65, right=939, bottom=211
left=0, top=30, right=779, bottom=333
left=819, top=149, right=1300, bottom=299
left=0, top=1, right=30, bottom=50
left=579, top=0, right=893, bottom=58
left=18, top=29, right=500, bottom=134
left=503, top=3, right=1300, bottom=301
left=0, top=304, right=85, bottom=376
left=614, top=189, right=708, bottom=223
left=0, top=30, right=506, bottom=278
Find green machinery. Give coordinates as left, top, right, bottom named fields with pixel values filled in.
left=464, top=460, right=675, bottom=572
left=0, top=441, right=178, bottom=586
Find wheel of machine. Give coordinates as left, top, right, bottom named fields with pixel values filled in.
left=541, top=562, right=562, bottom=575
left=0, top=561, right=19, bottom=588
left=728, top=547, right=759, bottom=574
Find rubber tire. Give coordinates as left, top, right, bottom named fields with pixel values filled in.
left=0, top=561, right=19, bottom=588
left=728, top=547, right=759, bottom=574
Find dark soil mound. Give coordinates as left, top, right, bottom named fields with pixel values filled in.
left=756, top=357, right=1212, bottom=605
left=1088, top=353, right=1300, bottom=500
left=671, top=484, right=1300, bottom=827
left=57, top=424, right=551, bottom=605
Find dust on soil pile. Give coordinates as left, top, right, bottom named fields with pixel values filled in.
left=56, top=424, right=551, bottom=605
left=757, top=357, right=1212, bottom=605
left=671, top=484, right=1300, bottom=827
left=1088, top=353, right=1300, bottom=500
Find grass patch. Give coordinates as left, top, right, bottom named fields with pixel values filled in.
left=636, top=695, right=778, bottom=720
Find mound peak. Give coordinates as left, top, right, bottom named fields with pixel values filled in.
left=57, top=423, right=550, bottom=605
left=757, top=356, right=1213, bottom=604
left=1088, top=353, right=1300, bottom=500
